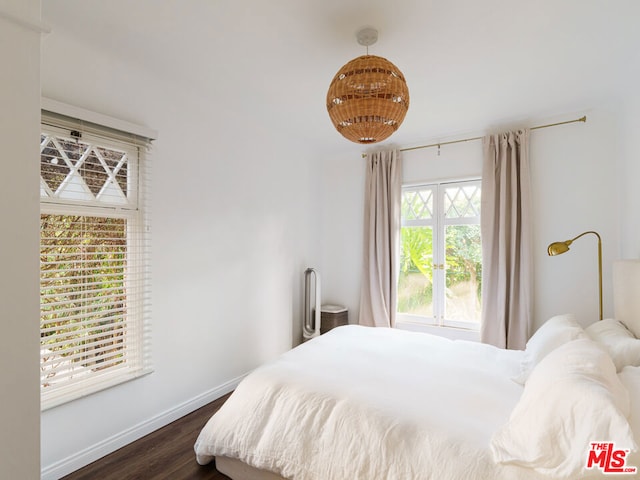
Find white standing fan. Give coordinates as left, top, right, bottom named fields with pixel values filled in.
left=303, top=268, right=321, bottom=341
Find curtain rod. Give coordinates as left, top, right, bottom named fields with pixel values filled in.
left=361, top=115, right=587, bottom=158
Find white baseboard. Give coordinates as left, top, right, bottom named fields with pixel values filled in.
left=41, top=374, right=246, bottom=480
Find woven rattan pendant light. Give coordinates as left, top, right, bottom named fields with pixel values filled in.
left=326, top=27, right=409, bottom=144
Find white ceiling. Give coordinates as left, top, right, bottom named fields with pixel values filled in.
left=42, top=0, right=640, bottom=156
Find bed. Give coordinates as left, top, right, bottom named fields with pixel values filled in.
left=194, top=260, right=640, bottom=479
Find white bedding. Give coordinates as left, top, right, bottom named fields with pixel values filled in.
left=195, top=325, right=559, bottom=479
left=192, top=261, right=640, bottom=479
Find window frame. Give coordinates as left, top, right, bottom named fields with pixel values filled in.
left=39, top=112, right=153, bottom=410
left=397, top=178, right=482, bottom=331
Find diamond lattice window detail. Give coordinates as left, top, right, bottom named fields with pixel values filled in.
left=402, top=189, right=433, bottom=221
left=40, top=133, right=133, bottom=208
left=444, top=185, right=480, bottom=219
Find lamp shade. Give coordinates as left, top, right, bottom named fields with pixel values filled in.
left=326, top=54, right=409, bottom=144
left=547, top=241, right=571, bottom=256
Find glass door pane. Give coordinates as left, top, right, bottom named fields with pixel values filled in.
left=444, top=224, right=482, bottom=323
left=398, top=226, right=434, bottom=317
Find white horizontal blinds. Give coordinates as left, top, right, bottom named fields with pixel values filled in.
left=40, top=122, right=152, bottom=410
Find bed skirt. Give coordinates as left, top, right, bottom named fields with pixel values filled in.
left=216, top=456, right=287, bottom=480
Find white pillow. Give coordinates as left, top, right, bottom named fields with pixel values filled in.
left=619, top=366, right=640, bottom=439
left=618, top=366, right=640, bottom=472
left=513, top=313, right=587, bottom=384
left=492, top=338, right=636, bottom=479
left=586, top=318, right=640, bottom=372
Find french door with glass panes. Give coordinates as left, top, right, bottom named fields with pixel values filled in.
left=398, top=180, right=482, bottom=329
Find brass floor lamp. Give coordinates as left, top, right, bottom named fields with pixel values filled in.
left=547, top=231, right=603, bottom=320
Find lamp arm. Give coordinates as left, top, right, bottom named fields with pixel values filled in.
left=570, top=230, right=601, bottom=244
left=569, top=231, right=602, bottom=320
left=597, top=234, right=603, bottom=320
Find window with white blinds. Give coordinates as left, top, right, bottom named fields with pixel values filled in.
left=40, top=116, right=152, bottom=410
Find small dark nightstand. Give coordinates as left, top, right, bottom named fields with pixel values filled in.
left=320, top=304, right=348, bottom=334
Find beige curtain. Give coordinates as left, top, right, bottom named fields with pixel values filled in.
left=481, top=130, right=532, bottom=349
left=358, top=149, right=402, bottom=328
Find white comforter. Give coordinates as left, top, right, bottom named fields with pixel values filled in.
left=195, top=325, right=563, bottom=479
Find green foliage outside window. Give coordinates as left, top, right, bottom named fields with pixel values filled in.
left=398, top=226, right=433, bottom=314
left=40, top=214, right=127, bottom=386
left=445, top=224, right=482, bottom=295
left=398, top=224, right=482, bottom=320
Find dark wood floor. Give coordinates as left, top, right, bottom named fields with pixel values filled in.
left=62, top=393, right=233, bottom=480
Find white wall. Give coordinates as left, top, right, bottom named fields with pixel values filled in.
left=620, top=95, right=640, bottom=259
left=39, top=12, right=322, bottom=478
left=318, top=149, right=366, bottom=325
left=0, top=1, right=42, bottom=478
left=530, top=108, right=621, bottom=327
left=320, top=106, right=624, bottom=336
